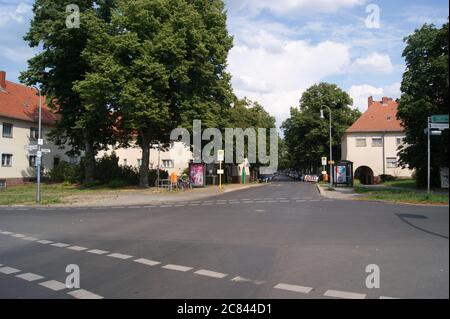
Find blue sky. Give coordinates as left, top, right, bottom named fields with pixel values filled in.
left=1, top=0, right=448, bottom=126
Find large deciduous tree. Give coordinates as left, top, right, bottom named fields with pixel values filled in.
left=282, top=83, right=360, bottom=172
left=77, top=0, right=234, bottom=187
left=20, top=0, right=118, bottom=184
left=397, top=22, right=449, bottom=187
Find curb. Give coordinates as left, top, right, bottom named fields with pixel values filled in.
left=316, top=184, right=327, bottom=197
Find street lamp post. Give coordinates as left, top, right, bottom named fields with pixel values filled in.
left=321, top=105, right=333, bottom=189
left=33, top=86, right=42, bottom=203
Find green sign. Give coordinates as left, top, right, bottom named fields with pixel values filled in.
left=431, top=115, right=449, bottom=123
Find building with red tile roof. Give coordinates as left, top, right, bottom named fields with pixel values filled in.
left=341, top=96, right=413, bottom=184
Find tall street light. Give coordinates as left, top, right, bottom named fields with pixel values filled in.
left=321, top=105, right=333, bottom=189
left=33, top=86, right=42, bottom=203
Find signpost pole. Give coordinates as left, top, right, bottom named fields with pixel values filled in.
left=34, top=86, right=42, bottom=204
left=219, top=161, right=222, bottom=190
left=427, top=117, right=431, bottom=194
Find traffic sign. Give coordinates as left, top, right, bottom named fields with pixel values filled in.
left=25, top=145, right=38, bottom=151
left=217, top=169, right=224, bottom=175
left=37, top=151, right=42, bottom=157
left=431, top=115, right=449, bottom=123
left=321, top=157, right=327, bottom=166
left=217, top=150, right=225, bottom=162
left=430, top=123, right=449, bottom=130
left=328, top=160, right=335, bottom=165
left=38, top=139, right=44, bottom=146
left=41, top=149, right=51, bottom=154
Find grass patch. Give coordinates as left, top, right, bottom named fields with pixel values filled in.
left=0, top=183, right=161, bottom=206
left=382, top=179, right=417, bottom=189
left=354, top=186, right=448, bottom=205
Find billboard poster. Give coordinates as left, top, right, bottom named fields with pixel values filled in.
left=189, top=163, right=205, bottom=188
left=440, top=167, right=449, bottom=189
left=336, top=165, right=347, bottom=184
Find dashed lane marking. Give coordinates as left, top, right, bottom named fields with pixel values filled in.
left=12, top=234, right=26, bottom=238
left=39, top=280, right=67, bottom=291
left=68, top=289, right=104, bottom=299
left=162, top=264, right=193, bottom=272
left=22, top=237, right=39, bottom=241
left=324, top=290, right=366, bottom=299
left=0, top=266, right=21, bottom=275
left=87, top=249, right=109, bottom=255
left=231, top=276, right=265, bottom=285
left=67, top=246, right=88, bottom=251
left=108, top=253, right=133, bottom=260
left=380, top=296, right=399, bottom=299
left=36, top=240, right=53, bottom=244
left=51, top=243, right=70, bottom=248
left=15, top=272, right=44, bottom=282
left=134, top=258, right=161, bottom=267
left=274, top=283, right=313, bottom=294
left=194, top=269, right=228, bottom=279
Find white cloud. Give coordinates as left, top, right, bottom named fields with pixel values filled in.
left=348, top=52, right=394, bottom=74
left=228, top=0, right=366, bottom=17
left=0, top=2, right=32, bottom=27
left=229, top=32, right=351, bottom=127
left=348, top=82, right=401, bottom=112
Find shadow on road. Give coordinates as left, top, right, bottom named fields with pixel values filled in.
left=396, top=213, right=449, bottom=239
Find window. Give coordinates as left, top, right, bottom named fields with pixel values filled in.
left=162, top=160, right=174, bottom=168
left=0, top=180, right=6, bottom=188
left=1, top=154, right=12, bottom=167
left=2, top=123, right=13, bottom=138
left=123, top=159, right=128, bottom=166
left=53, top=157, right=60, bottom=167
left=69, top=156, right=78, bottom=165
left=387, top=157, right=398, bottom=168
left=30, top=127, right=39, bottom=140
left=29, top=155, right=37, bottom=167
left=396, top=137, right=404, bottom=147
left=372, top=138, right=383, bottom=147
left=356, top=138, right=367, bottom=147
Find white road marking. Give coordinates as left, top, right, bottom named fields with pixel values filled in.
left=37, top=240, right=53, bottom=244
left=162, top=264, right=193, bottom=272
left=2, top=231, right=12, bottom=235
left=68, top=289, right=104, bottom=299
left=380, top=296, right=399, bottom=299
left=13, top=234, right=26, bottom=238
left=51, top=243, right=70, bottom=248
left=194, top=269, right=228, bottom=279
left=39, top=280, right=67, bottom=291
left=231, top=276, right=265, bottom=285
left=15, top=272, right=44, bottom=282
left=22, top=237, right=38, bottom=241
left=274, top=283, right=313, bottom=294
left=87, top=249, right=109, bottom=255
left=67, top=246, right=88, bottom=251
left=134, top=258, right=161, bottom=266
left=0, top=267, right=20, bottom=275
left=324, top=290, right=366, bottom=299
left=108, top=253, right=133, bottom=260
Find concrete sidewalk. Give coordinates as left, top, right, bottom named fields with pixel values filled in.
left=317, top=184, right=364, bottom=200
left=43, top=183, right=267, bottom=207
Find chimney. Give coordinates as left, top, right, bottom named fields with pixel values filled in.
left=0, top=71, right=5, bottom=90
left=368, top=96, right=374, bottom=107
left=382, top=97, right=389, bottom=105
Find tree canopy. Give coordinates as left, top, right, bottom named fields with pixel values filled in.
left=397, top=21, right=449, bottom=187
left=282, top=83, right=360, bottom=172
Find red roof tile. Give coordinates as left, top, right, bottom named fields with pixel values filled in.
left=346, top=97, right=404, bottom=133
left=0, top=75, right=58, bottom=125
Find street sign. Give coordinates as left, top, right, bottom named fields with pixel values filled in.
left=217, top=169, right=224, bottom=175
left=41, top=149, right=51, bottom=154
left=38, top=139, right=44, bottom=145
left=431, top=115, right=449, bottom=123
left=328, top=160, right=335, bottom=165
left=217, top=150, right=225, bottom=162
left=430, top=123, right=449, bottom=130
left=25, top=145, right=38, bottom=151
left=321, top=157, right=327, bottom=166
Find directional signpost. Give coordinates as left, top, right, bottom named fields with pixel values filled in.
left=427, top=115, right=449, bottom=193
left=218, top=150, right=225, bottom=190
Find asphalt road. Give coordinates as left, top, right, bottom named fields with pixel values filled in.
left=0, top=176, right=448, bottom=299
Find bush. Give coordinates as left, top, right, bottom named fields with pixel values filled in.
left=107, top=180, right=128, bottom=188
left=380, top=174, right=397, bottom=183
left=148, top=169, right=169, bottom=186
left=49, top=161, right=81, bottom=184
left=94, top=153, right=139, bottom=186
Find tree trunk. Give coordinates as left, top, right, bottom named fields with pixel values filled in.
left=84, top=139, right=96, bottom=184
left=139, top=135, right=150, bottom=188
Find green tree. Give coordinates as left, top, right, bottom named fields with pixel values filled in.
left=397, top=22, right=449, bottom=187
left=20, top=0, right=118, bottom=184
left=77, top=0, right=234, bottom=187
left=282, top=83, right=360, bottom=173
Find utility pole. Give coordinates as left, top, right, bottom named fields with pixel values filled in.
left=33, top=86, right=42, bottom=203
left=427, top=117, right=431, bottom=194
left=321, top=105, right=333, bottom=189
